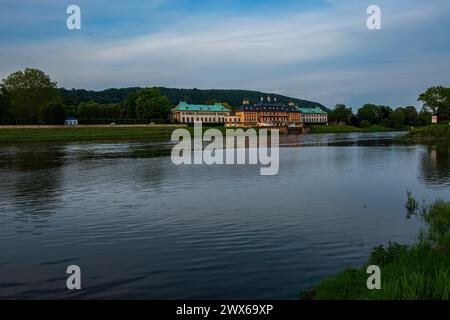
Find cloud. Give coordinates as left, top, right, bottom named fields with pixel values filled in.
left=1, top=0, right=450, bottom=107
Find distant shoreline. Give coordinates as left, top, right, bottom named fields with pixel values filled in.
left=0, top=125, right=182, bottom=143
left=2, top=124, right=445, bottom=144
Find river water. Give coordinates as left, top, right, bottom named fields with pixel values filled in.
left=0, top=132, right=449, bottom=299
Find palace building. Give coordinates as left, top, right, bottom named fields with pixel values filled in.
left=297, top=107, right=328, bottom=124
left=233, top=96, right=302, bottom=127
left=171, top=102, right=231, bottom=124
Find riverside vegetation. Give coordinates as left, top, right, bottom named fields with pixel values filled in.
left=301, top=194, right=450, bottom=300
left=408, top=123, right=450, bottom=140
left=1, top=68, right=448, bottom=131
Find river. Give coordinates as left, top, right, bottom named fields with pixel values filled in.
left=0, top=131, right=449, bottom=299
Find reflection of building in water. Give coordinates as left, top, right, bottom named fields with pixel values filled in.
left=431, top=146, right=437, bottom=167
left=419, top=144, right=450, bottom=187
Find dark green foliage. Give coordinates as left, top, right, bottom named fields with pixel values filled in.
left=328, top=104, right=353, bottom=124
left=59, top=87, right=326, bottom=110
left=405, top=190, right=419, bottom=215
left=423, top=200, right=450, bottom=245
left=0, top=88, right=8, bottom=119
left=39, top=102, right=66, bottom=125
left=419, top=107, right=432, bottom=126
left=135, top=88, right=171, bottom=121
left=60, top=87, right=138, bottom=105
left=303, top=197, right=450, bottom=300
left=404, top=106, right=420, bottom=126
left=77, top=101, right=122, bottom=119
left=308, top=243, right=450, bottom=300
left=369, top=242, right=408, bottom=266
left=418, top=86, right=450, bottom=121
left=123, top=91, right=138, bottom=118
left=1, top=68, right=59, bottom=122
left=409, top=123, right=450, bottom=139
left=389, top=108, right=406, bottom=129
left=357, top=104, right=383, bottom=125
left=359, top=120, right=370, bottom=128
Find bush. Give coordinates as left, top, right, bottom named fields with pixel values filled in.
left=359, top=120, right=370, bottom=128
left=368, top=242, right=408, bottom=266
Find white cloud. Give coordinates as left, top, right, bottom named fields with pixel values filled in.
left=1, top=0, right=450, bottom=107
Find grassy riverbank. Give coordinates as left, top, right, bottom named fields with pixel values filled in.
left=0, top=126, right=181, bottom=143
left=301, top=198, right=450, bottom=300
left=0, top=125, right=280, bottom=143
left=408, top=123, right=450, bottom=140
left=309, top=125, right=397, bottom=134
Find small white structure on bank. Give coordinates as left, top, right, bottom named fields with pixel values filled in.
left=65, top=117, right=78, bottom=126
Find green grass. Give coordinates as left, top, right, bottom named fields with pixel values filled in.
left=0, top=125, right=281, bottom=143
left=302, top=199, right=450, bottom=300
left=309, top=125, right=395, bottom=134
left=0, top=126, right=178, bottom=143
left=408, top=123, right=450, bottom=140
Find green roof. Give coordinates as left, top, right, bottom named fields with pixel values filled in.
left=297, top=107, right=327, bottom=114
left=173, top=101, right=230, bottom=112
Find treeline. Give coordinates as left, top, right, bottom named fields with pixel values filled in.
left=0, top=68, right=171, bottom=125
left=328, top=86, right=450, bottom=128
left=60, top=87, right=325, bottom=110
left=0, top=68, right=325, bottom=125
left=1, top=68, right=449, bottom=127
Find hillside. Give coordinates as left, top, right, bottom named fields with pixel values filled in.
left=59, top=87, right=326, bottom=110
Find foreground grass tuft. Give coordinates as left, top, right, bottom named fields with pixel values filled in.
left=302, top=199, right=450, bottom=300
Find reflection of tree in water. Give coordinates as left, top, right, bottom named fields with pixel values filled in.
left=419, top=143, right=450, bottom=187
left=0, top=145, right=65, bottom=219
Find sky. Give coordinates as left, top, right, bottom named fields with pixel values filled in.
left=1, top=0, right=450, bottom=109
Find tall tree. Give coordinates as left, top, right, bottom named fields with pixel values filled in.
left=0, top=87, right=7, bottom=118
left=418, top=86, right=450, bottom=121
left=1, top=68, right=59, bottom=122
left=39, top=102, right=66, bottom=125
left=135, top=88, right=171, bottom=121
left=123, top=91, right=138, bottom=118
left=418, top=107, right=432, bottom=126
left=389, top=107, right=405, bottom=129
left=403, top=106, right=420, bottom=126
left=329, top=104, right=353, bottom=124
left=357, top=104, right=383, bottom=125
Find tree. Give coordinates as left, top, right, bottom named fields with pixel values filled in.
left=418, top=86, right=450, bottom=121
left=419, top=107, right=432, bottom=126
left=135, top=88, right=171, bottom=121
left=77, top=101, right=121, bottom=119
left=357, top=104, right=383, bottom=125
left=379, top=105, right=393, bottom=120
left=123, top=91, right=138, bottom=118
left=389, top=107, right=405, bottom=129
left=403, top=106, right=420, bottom=126
left=360, top=120, right=371, bottom=128
left=1, top=68, right=59, bottom=122
left=329, top=104, right=353, bottom=124
left=205, top=99, right=216, bottom=105
left=221, top=102, right=234, bottom=112
left=0, top=88, right=7, bottom=118
left=39, top=102, right=66, bottom=125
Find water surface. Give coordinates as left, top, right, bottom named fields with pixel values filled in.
left=0, top=131, right=449, bottom=299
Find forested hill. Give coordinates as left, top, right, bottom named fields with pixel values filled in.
left=59, top=87, right=326, bottom=110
